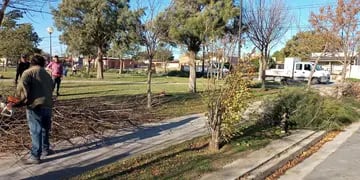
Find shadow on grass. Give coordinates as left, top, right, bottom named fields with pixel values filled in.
left=74, top=123, right=282, bottom=180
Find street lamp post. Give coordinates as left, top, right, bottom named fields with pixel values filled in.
left=47, top=27, right=54, bottom=58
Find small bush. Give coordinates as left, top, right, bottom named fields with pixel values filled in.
left=167, top=70, right=203, bottom=78
left=261, top=88, right=360, bottom=130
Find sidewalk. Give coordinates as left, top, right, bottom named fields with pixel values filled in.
left=1, top=112, right=349, bottom=180
left=0, top=113, right=207, bottom=180
left=280, top=122, right=360, bottom=180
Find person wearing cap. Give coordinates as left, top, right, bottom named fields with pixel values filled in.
left=46, top=55, right=63, bottom=96
left=15, top=54, right=30, bottom=84
left=11, top=55, right=55, bottom=164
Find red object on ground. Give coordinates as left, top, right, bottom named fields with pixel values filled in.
left=7, top=96, right=20, bottom=104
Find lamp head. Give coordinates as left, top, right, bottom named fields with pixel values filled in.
left=47, top=27, right=54, bottom=34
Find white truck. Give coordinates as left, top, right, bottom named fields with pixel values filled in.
left=265, top=57, right=330, bottom=84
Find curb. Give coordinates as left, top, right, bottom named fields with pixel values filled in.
left=244, top=131, right=326, bottom=180
left=200, top=130, right=326, bottom=180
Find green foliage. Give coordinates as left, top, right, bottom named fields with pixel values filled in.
left=220, top=69, right=252, bottom=141
left=167, top=70, right=189, bottom=77
left=163, top=0, right=238, bottom=52
left=167, top=70, right=203, bottom=78
left=272, top=50, right=285, bottom=63
left=205, top=66, right=252, bottom=145
left=0, top=10, right=40, bottom=58
left=281, top=31, right=341, bottom=60
left=262, top=88, right=360, bottom=130
left=161, top=0, right=238, bottom=92
left=53, top=0, right=141, bottom=79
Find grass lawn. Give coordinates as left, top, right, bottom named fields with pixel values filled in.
left=0, top=67, right=298, bottom=179
left=0, top=68, right=212, bottom=120
left=73, top=124, right=284, bottom=180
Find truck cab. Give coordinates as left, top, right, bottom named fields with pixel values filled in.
left=293, top=62, right=330, bottom=84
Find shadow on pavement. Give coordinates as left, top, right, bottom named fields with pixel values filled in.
left=25, top=116, right=200, bottom=180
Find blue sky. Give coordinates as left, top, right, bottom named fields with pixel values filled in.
left=16, top=0, right=338, bottom=58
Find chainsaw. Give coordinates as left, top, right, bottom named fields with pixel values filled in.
left=0, top=96, right=19, bottom=117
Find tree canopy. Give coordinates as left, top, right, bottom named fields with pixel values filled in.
left=53, top=0, right=138, bottom=79
left=0, top=10, right=40, bottom=59
left=282, top=31, right=341, bottom=60
left=162, top=0, right=238, bottom=93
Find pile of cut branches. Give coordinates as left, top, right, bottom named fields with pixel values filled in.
left=0, top=92, right=170, bottom=154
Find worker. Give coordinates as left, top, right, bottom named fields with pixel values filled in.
left=12, top=55, right=55, bottom=164
left=14, top=54, right=30, bottom=85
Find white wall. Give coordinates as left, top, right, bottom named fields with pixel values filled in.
left=348, top=65, right=360, bottom=79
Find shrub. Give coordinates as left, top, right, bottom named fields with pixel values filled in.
left=167, top=70, right=203, bottom=78
left=261, top=88, right=360, bottom=131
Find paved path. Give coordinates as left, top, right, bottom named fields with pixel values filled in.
left=280, top=122, right=360, bottom=180
left=0, top=113, right=207, bottom=180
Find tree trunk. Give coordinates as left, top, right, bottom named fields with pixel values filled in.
left=341, top=55, right=348, bottom=82
left=189, top=51, right=197, bottom=93
left=202, top=45, right=205, bottom=77
left=119, top=58, right=124, bottom=74
left=260, top=50, right=267, bottom=90
left=258, top=57, right=266, bottom=89
left=0, top=0, right=10, bottom=27
left=209, top=124, right=220, bottom=151
left=258, top=59, right=263, bottom=80
left=147, top=57, right=153, bottom=108
left=307, top=44, right=328, bottom=90
left=96, top=47, right=104, bottom=79
left=208, top=97, right=222, bottom=152
left=86, top=56, right=91, bottom=74
left=87, top=60, right=91, bottom=74
left=261, top=62, right=266, bottom=89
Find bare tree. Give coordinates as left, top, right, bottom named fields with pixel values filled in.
left=243, top=0, right=290, bottom=89
left=310, top=0, right=360, bottom=82
left=0, top=0, right=59, bottom=26
left=134, top=0, right=169, bottom=109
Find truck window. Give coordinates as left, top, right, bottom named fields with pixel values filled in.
left=296, top=64, right=302, bottom=70
left=304, top=64, right=311, bottom=71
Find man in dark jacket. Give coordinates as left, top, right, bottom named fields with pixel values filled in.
left=15, top=54, right=30, bottom=84
left=12, top=55, right=55, bottom=164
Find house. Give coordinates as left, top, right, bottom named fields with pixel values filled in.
left=81, top=57, right=139, bottom=69
left=103, top=57, right=138, bottom=69
left=310, top=52, right=359, bottom=75
left=143, top=59, right=181, bottom=72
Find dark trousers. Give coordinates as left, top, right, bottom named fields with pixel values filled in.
left=26, top=107, right=52, bottom=159
left=52, top=77, right=61, bottom=93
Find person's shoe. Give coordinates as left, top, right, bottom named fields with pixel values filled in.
left=21, top=156, right=41, bottom=165
left=42, top=149, right=55, bottom=156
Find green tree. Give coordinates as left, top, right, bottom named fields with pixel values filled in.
left=162, top=0, right=238, bottom=93
left=272, top=50, right=285, bottom=63
left=282, top=31, right=341, bottom=60
left=108, top=42, right=140, bottom=74
left=53, top=0, right=137, bottom=79
left=0, top=11, right=41, bottom=60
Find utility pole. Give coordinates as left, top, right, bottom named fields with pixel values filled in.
left=238, top=0, right=243, bottom=62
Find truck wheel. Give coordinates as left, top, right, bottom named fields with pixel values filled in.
left=311, top=78, right=319, bottom=85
